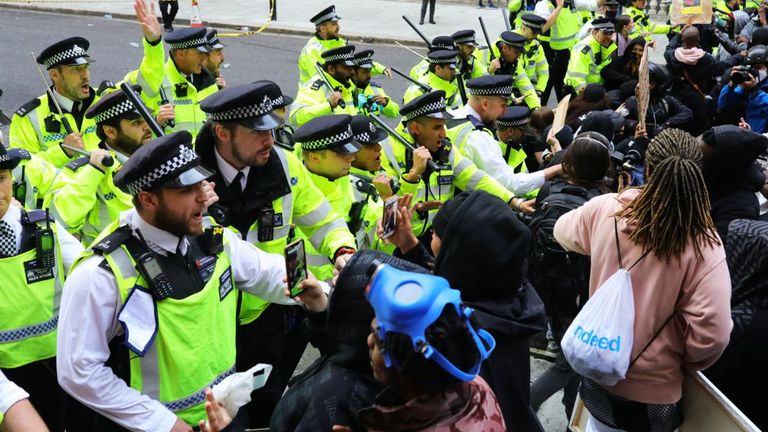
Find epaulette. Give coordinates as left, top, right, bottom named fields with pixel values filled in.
left=581, top=45, right=592, bottom=55
left=21, top=209, right=54, bottom=225
left=92, top=225, right=133, bottom=255
left=369, top=81, right=382, bottom=88
left=468, top=115, right=485, bottom=129
left=7, top=148, right=31, bottom=161
left=64, top=156, right=90, bottom=172
left=14, top=98, right=41, bottom=118
left=310, top=79, right=325, bottom=91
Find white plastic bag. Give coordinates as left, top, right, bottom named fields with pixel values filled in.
left=561, top=269, right=635, bottom=386
left=211, top=363, right=272, bottom=418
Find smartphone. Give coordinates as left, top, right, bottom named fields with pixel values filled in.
left=381, top=196, right=399, bottom=240
left=285, top=239, right=308, bottom=297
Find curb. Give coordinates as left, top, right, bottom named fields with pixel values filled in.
left=0, top=3, right=429, bottom=48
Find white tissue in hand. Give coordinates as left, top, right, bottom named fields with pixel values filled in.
left=211, top=363, right=272, bottom=417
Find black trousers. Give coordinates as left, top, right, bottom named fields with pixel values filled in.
left=541, top=43, right=571, bottom=104
left=159, top=0, right=179, bottom=27
left=2, top=357, right=66, bottom=431
left=236, top=303, right=308, bottom=428
left=420, top=0, right=436, bottom=21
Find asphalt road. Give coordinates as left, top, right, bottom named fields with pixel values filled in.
left=0, top=7, right=414, bottom=124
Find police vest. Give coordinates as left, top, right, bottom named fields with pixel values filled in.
left=157, top=60, right=213, bottom=139
left=11, top=149, right=58, bottom=210
left=85, top=221, right=236, bottom=426
left=549, top=3, right=580, bottom=50
left=0, top=210, right=64, bottom=369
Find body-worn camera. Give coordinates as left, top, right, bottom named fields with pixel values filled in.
left=732, top=66, right=760, bottom=85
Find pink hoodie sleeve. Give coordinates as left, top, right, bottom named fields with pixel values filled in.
left=553, top=194, right=614, bottom=256
left=679, top=255, right=733, bottom=371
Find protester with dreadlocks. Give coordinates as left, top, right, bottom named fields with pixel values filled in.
left=553, top=128, right=732, bottom=431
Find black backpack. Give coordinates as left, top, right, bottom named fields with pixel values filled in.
left=527, top=181, right=602, bottom=318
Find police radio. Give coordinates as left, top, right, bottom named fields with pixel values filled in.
left=258, top=205, right=275, bottom=242
left=135, top=229, right=174, bottom=300
left=13, top=165, right=26, bottom=204
left=35, top=210, right=55, bottom=269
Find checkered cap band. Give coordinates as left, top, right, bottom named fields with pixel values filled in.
left=354, top=121, right=378, bottom=142
left=404, top=97, right=447, bottom=121
left=468, top=86, right=514, bottom=97
left=593, top=22, right=615, bottom=31
left=0, top=154, right=11, bottom=164
left=94, top=99, right=134, bottom=124
left=522, top=18, right=544, bottom=29
left=354, top=53, right=374, bottom=66
left=313, top=10, right=337, bottom=24
left=301, top=125, right=354, bottom=150
left=43, top=44, right=88, bottom=69
left=208, top=96, right=274, bottom=121
left=428, top=56, right=457, bottom=65
left=454, top=36, right=476, bottom=45
left=324, top=52, right=354, bottom=63
left=124, top=145, right=199, bottom=195
left=497, top=117, right=529, bottom=127
left=272, top=95, right=285, bottom=106
left=168, top=36, right=209, bottom=50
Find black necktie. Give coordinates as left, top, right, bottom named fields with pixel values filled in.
left=230, top=171, right=244, bottom=196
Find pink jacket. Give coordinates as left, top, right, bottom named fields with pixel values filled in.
left=554, top=188, right=733, bottom=404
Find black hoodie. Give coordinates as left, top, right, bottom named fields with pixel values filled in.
left=602, top=37, right=646, bottom=91
left=270, top=251, right=429, bottom=432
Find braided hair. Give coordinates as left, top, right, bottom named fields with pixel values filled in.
left=615, top=128, right=720, bottom=262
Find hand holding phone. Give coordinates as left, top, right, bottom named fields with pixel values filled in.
left=285, top=239, right=308, bottom=297
left=380, top=196, right=399, bottom=240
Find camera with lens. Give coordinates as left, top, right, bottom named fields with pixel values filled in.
left=731, top=66, right=760, bottom=85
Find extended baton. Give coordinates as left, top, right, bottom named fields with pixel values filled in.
left=120, top=82, right=165, bottom=137
left=158, top=86, right=175, bottom=129
left=32, top=52, right=113, bottom=167
left=478, top=17, right=496, bottom=61
left=315, top=62, right=346, bottom=109
left=401, top=15, right=432, bottom=47
left=395, top=41, right=427, bottom=60
left=368, top=114, right=438, bottom=172
left=390, top=67, right=433, bottom=93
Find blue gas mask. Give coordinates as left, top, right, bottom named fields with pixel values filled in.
left=366, top=264, right=496, bottom=382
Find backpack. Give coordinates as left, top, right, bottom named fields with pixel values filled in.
left=528, top=181, right=602, bottom=318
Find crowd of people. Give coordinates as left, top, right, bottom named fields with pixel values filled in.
left=0, top=0, right=767, bottom=431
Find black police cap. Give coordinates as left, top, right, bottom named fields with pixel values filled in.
left=430, top=36, right=457, bottom=51
left=206, top=29, right=226, bottom=50
left=399, top=90, right=453, bottom=123
left=85, top=84, right=143, bottom=124
left=350, top=115, right=388, bottom=145
left=294, top=114, right=361, bottom=155
left=499, top=31, right=527, bottom=51
left=0, top=146, right=23, bottom=171
left=200, top=82, right=280, bottom=131
left=451, top=30, right=478, bottom=46
left=322, top=45, right=356, bottom=66
left=166, top=28, right=212, bottom=52
left=466, top=75, right=514, bottom=98
left=37, top=37, right=94, bottom=70
left=521, top=14, right=546, bottom=32
left=311, top=5, right=341, bottom=26
left=353, top=49, right=375, bottom=69
left=427, top=49, right=458, bottom=68
left=591, top=17, right=616, bottom=32
left=252, top=79, right=294, bottom=109
left=496, top=106, right=531, bottom=128
left=114, top=131, right=214, bottom=196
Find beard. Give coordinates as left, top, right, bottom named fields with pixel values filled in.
left=154, top=197, right=204, bottom=237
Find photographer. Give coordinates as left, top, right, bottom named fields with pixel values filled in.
left=718, top=44, right=768, bottom=133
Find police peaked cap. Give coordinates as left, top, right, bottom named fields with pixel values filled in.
left=499, top=31, right=527, bottom=51
left=252, top=79, right=294, bottom=109
left=452, top=30, right=479, bottom=46
left=427, top=49, right=458, bottom=67
left=114, top=131, right=214, bottom=196
left=496, top=106, right=531, bottom=128
left=592, top=17, right=616, bottom=32
left=399, top=90, right=453, bottom=123
left=311, top=5, right=341, bottom=26
left=350, top=115, right=388, bottom=145
left=37, top=36, right=94, bottom=70
left=294, top=114, right=361, bottom=155
left=353, top=49, right=375, bottom=68
left=521, top=14, right=546, bottom=32
left=466, top=75, right=514, bottom=99
left=166, top=28, right=212, bottom=52
left=430, top=35, right=457, bottom=51
left=206, top=29, right=226, bottom=50
left=85, top=84, right=143, bottom=124
left=200, top=82, right=280, bottom=131
left=0, top=146, right=24, bottom=171
left=322, top=45, right=356, bottom=66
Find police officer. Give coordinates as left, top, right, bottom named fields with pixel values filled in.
left=290, top=45, right=359, bottom=127
left=388, top=91, right=519, bottom=238
left=0, top=145, right=84, bottom=431
left=295, top=115, right=364, bottom=279
left=565, top=17, right=617, bottom=94
left=196, top=83, right=356, bottom=427
left=496, top=106, right=535, bottom=174
left=409, top=35, right=457, bottom=79
left=535, top=0, right=581, bottom=101
left=203, top=29, right=227, bottom=90
left=297, top=5, right=389, bottom=85
left=9, top=37, right=99, bottom=168
left=451, top=30, right=486, bottom=81
left=577, top=0, right=621, bottom=39
left=351, top=50, right=400, bottom=118
left=403, top=50, right=462, bottom=108
left=626, top=0, right=676, bottom=41
left=448, top=76, right=561, bottom=199
left=488, top=32, right=541, bottom=109
left=516, top=14, right=550, bottom=100
left=57, top=130, right=322, bottom=431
